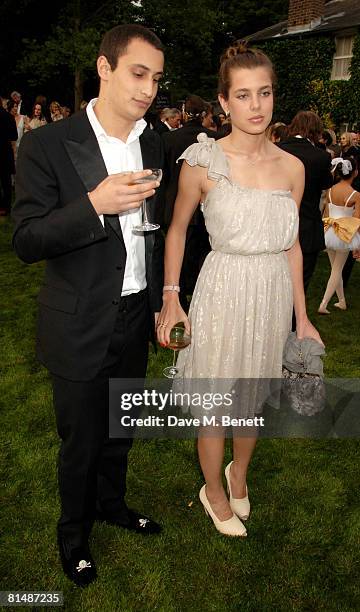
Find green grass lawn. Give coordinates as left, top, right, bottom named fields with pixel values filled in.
left=1, top=216, right=359, bottom=612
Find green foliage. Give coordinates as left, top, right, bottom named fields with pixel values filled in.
left=260, top=33, right=360, bottom=127
left=21, top=26, right=101, bottom=88
left=220, top=0, right=288, bottom=39
left=345, top=33, right=360, bottom=124
left=307, top=79, right=345, bottom=128
left=260, top=36, right=334, bottom=123
left=139, top=0, right=222, bottom=100
left=11, top=0, right=360, bottom=125
left=17, top=0, right=138, bottom=102
left=11, top=0, right=291, bottom=105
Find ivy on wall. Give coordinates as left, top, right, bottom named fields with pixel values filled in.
left=259, top=33, right=360, bottom=128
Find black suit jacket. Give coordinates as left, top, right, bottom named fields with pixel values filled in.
left=0, top=107, right=17, bottom=173
left=161, top=122, right=217, bottom=226
left=278, top=137, right=333, bottom=253
left=12, top=110, right=164, bottom=381
left=154, top=121, right=170, bottom=136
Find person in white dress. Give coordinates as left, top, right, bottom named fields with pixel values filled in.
left=157, top=41, right=323, bottom=537
left=7, top=99, right=29, bottom=161
left=318, top=157, right=360, bottom=313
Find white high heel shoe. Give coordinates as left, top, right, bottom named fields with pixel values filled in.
left=225, top=461, right=250, bottom=521
left=199, top=485, right=247, bottom=537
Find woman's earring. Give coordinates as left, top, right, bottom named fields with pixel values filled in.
left=226, top=111, right=230, bottom=118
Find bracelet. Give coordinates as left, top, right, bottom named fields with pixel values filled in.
left=163, top=285, right=180, bottom=292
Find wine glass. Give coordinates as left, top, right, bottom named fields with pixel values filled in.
left=132, top=168, right=162, bottom=232
left=163, top=326, right=191, bottom=379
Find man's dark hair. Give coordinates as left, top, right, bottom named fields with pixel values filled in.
left=98, top=24, right=164, bottom=71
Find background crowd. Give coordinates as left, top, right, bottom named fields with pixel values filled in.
left=1, top=86, right=359, bottom=310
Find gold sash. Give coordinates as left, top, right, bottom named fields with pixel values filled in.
left=323, top=216, right=360, bottom=243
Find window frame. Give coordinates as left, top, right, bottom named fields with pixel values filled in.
left=331, top=34, right=355, bottom=81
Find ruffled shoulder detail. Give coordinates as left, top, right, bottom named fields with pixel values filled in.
left=177, top=132, right=229, bottom=181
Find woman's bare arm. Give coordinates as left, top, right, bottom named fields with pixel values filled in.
left=157, top=161, right=206, bottom=345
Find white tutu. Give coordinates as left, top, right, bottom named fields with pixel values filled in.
left=325, top=227, right=360, bottom=251
left=324, top=201, right=360, bottom=251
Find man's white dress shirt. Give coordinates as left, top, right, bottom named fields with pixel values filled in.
left=87, top=98, right=147, bottom=296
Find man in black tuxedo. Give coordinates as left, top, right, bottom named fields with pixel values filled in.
left=278, top=111, right=333, bottom=293
left=0, top=96, right=17, bottom=215
left=161, top=95, right=216, bottom=309
left=12, top=25, right=165, bottom=587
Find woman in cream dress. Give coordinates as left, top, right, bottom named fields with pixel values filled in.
left=157, top=42, right=323, bottom=538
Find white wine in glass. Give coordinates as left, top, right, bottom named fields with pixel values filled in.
left=132, top=168, right=162, bottom=232
left=163, top=326, right=191, bottom=379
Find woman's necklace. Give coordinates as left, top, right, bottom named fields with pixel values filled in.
left=235, top=151, right=265, bottom=166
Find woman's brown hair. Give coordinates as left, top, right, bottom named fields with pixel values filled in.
left=287, top=110, right=323, bottom=144
left=218, top=40, right=276, bottom=100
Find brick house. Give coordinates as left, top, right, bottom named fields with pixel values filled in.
left=248, top=0, right=360, bottom=129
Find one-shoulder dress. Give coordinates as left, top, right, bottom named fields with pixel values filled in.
left=174, top=134, right=299, bottom=415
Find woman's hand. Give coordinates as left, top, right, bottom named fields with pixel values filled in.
left=296, top=317, right=324, bottom=347
left=156, top=293, right=191, bottom=346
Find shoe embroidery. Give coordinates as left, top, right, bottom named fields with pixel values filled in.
left=139, top=518, right=149, bottom=528
left=76, top=560, right=92, bottom=572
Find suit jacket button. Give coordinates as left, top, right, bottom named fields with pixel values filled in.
left=112, top=299, right=119, bottom=305
left=90, top=231, right=95, bottom=239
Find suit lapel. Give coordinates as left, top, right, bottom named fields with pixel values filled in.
left=63, top=111, right=107, bottom=191
left=63, top=111, right=124, bottom=244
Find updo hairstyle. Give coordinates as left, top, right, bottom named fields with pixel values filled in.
left=218, top=40, right=276, bottom=100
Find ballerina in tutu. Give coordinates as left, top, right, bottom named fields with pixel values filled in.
left=318, top=157, right=360, bottom=314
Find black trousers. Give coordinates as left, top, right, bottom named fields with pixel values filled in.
left=0, top=167, right=12, bottom=213
left=292, top=250, right=320, bottom=331
left=302, top=251, right=320, bottom=294
left=342, top=252, right=355, bottom=289
left=52, top=289, right=150, bottom=552
left=179, top=219, right=211, bottom=312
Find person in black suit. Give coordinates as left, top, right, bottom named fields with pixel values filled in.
left=10, top=90, right=31, bottom=118
left=154, top=107, right=181, bottom=135
left=278, top=111, right=333, bottom=294
left=0, top=96, right=17, bottom=215
left=12, top=25, right=165, bottom=587
left=161, top=95, right=217, bottom=309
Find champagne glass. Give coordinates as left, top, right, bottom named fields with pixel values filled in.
left=163, top=326, right=191, bottom=379
left=132, top=168, right=162, bottom=232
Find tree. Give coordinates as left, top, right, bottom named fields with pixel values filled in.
left=12, top=0, right=292, bottom=107
left=19, top=0, right=137, bottom=110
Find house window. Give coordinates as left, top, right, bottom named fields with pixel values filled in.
left=331, top=36, right=354, bottom=80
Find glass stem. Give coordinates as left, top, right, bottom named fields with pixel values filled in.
left=142, top=199, right=149, bottom=225
left=172, top=349, right=177, bottom=368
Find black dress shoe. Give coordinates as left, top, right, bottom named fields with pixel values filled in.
left=58, top=539, right=97, bottom=587
left=96, top=509, right=161, bottom=534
